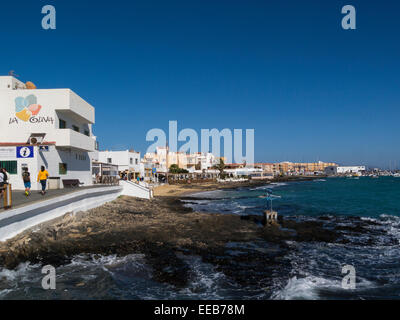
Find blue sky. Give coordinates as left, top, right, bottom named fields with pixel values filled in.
left=1, top=0, right=399, bottom=168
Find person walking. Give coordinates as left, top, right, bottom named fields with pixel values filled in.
left=1, top=168, right=9, bottom=185
left=0, top=168, right=4, bottom=201
left=22, top=167, right=31, bottom=196
left=37, top=166, right=49, bottom=195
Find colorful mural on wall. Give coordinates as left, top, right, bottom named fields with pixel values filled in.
left=15, top=95, right=42, bottom=122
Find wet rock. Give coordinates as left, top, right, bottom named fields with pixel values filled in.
left=0, top=194, right=347, bottom=289
left=144, top=245, right=191, bottom=288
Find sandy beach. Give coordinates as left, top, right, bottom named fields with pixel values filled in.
left=153, top=180, right=264, bottom=197
left=153, top=176, right=323, bottom=197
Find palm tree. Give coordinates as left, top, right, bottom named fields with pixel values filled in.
left=215, top=158, right=226, bottom=179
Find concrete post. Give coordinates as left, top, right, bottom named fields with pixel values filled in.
left=3, top=184, right=12, bottom=209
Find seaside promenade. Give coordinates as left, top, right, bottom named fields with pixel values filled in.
left=0, top=180, right=155, bottom=242
left=0, top=185, right=125, bottom=242
left=0, top=186, right=107, bottom=212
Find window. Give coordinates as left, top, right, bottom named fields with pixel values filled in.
left=135, top=159, right=138, bottom=165
left=130, top=158, right=133, bottom=165
left=84, top=130, right=90, bottom=136
left=59, top=163, right=68, bottom=175
left=107, top=158, right=112, bottom=164
left=59, top=119, right=66, bottom=129
left=72, top=125, right=80, bottom=133
left=77, top=154, right=87, bottom=161
left=0, top=161, right=17, bottom=174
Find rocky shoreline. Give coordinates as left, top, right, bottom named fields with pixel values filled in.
left=0, top=179, right=385, bottom=293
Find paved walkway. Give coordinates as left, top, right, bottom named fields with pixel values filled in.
left=0, top=185, right=115, bottom=212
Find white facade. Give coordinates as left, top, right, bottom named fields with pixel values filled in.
left=336, top=166, right=366, bottom=174
left=195, top=152, right=218, bottom=171
left=98, top=150, right=141, bottom=174
left=225, top=167, right=263, bottom=177
left=0, top=76, right=27, bottom=90
left=144, top=147, right=218, bottom=174
left=0, top=76, right=97, bottom=190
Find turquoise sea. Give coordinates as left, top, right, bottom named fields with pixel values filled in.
left=186, top=176, right=400, bottom=218
left=184, top=176, right=400, bottom=299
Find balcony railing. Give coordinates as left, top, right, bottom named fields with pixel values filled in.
left=52, top=129, right=96, bottom=152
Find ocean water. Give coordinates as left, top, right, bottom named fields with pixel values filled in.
left=185, top=176, right=400, bottom=218
left=185, top=177, right=400, bottom=300
left=1, top=177, right=400, bottom=300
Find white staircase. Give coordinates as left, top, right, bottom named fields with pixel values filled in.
left=119, top=180, right=154, bottom=200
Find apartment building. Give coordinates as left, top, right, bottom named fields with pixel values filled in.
left=143, top=147, right=218, bottom=173
left=97, top=150, right=141, bottom=178
left=0, top=76, right=97, bottom=190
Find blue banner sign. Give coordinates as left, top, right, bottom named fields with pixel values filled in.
left=16, top=146, right=34, bottom=159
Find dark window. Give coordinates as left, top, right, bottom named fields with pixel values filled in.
left=130, top=158, right=133, bottom=165
left=72, top=125, right=80, bottom=133
left=77, top=154, right=86, bottom=161
left=107, top=158, right=112, bottom=164
left=84, top=130, right=90, bottom=136
left=59, top=119, right=66, bottom=129
left=0, top=161, right=17, bottom=175
left=59, top=163, right=68, bottom=175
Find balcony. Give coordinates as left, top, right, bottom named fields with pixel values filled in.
left=54, top=89, right=95, bottom=124
left=52, top=129, right=96, bottom=152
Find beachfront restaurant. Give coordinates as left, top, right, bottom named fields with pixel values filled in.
left=92, top=161, right=119, bottom=184
left=0, top=76, right=97, bottom=190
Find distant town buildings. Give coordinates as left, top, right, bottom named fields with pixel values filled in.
left=100, top=150, right=348, bottom=181
left=251, top=161, right=339, bottom=178
left=325, top=165, right=366, bottom=176
left=143, top=147, right=221, bottom=174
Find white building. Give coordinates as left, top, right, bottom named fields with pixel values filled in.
left=97, top=150, right=141, bottom=178
left=143, top=147, right=218, bottom=174
left=336, top=166, right=366, bottom=175
left=195, top=152, right=218, bottom=171
left=0, top=76, right=97, bottom=190
left=225, top=167, right=263, bottom=177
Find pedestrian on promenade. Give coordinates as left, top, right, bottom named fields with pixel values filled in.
left=37, top=166, right=49, bottom=195
left=22, top=167, right=31, bottom=196
left=1, top=168, right=9, bottom=185
left=0, top=168, right=4, bottom=200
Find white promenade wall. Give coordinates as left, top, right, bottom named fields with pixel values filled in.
left=0, top=186, right=122, bottom=242
left=0, top=181, right=154, bottom=241
left=120, top=180, right=153, bottom=200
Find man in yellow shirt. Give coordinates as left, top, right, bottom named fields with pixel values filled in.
left=37, top=166, right=49, bottom=195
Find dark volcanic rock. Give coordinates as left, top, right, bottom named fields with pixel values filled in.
left=0, top=192, right=347, bottom=289
left=144, top=245, right=191, bottom=287
left=278, top=220, right=340, bottom=243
